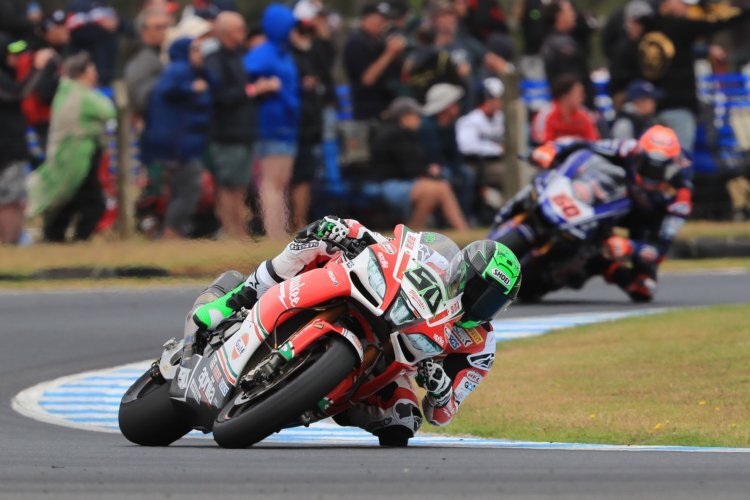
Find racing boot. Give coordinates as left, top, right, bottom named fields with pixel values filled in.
left=182, top=271, right=249, bottom=360
left=625, top=273, right=657, bottom=303
left=192, top=281, right=258, bottom=331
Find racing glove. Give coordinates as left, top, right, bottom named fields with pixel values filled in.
left=314, top=216, right=350, bottom=244
left=416, top=360, right=453, bottom=408
left=602, top=236, right=634, bottom=260
left=530, top=142, right=559, bottom=169
left=667, top=188, right=693, bottom=217
left=603, top=236, right=659, bottom=264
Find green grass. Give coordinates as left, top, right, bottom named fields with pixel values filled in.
left=431, top=304, right=750, bottom=447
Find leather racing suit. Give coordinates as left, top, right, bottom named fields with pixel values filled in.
left=189, top=218, right=497, bottom=443
left=498, top=138, right=692, bottom=301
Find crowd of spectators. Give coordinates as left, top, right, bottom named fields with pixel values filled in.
left=1, top=0, right=750, bottom=246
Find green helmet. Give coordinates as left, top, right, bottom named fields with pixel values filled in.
left=455, top=240, right=521, bottom=328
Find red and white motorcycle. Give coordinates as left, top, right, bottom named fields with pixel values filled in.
left=119, top=225, right=465, bottom=448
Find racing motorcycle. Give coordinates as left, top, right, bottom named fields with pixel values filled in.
left=487, top=149, right=630, bottom=301
left=119, top=226, right=464, bottom=448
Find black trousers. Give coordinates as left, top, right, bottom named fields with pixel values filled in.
left=43, top=149, right=105, bottom=242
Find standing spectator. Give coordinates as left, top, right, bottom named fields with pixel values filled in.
left=16, top=10, right=71, bottom=154
left=638, top=0, right=750, bottom=153
left=461, top=0, right=509, bottom=42
left=531, top=74, right=599, bottom=144
left=429, top=0, right=507, bottom=108
left=181, top=0, right=237, bottom=21
left=611, top=80, right=660, bottom=141
left=0, top=1, right=34, bottom=40
left=141, top=38, right=215, bottom=239
left=163, top=12, right=213, bottom=63
left=125, top=7, right=171, bottom=239
left=244, top=3, right=299, bottom=240
left=607, top=0, right=653, bottom=108
left=369, top=97, right=469, bottom=230
left=0, top=36, right=50, bottom=244
left=289, top=6, right=331, bottom=230
left=456, top=77, right=505, bottom=196
left=66, top=0, right=121, bottom=86
left=540, top=0, right=593, bottom=105
left=419, top=83, right=475, bottom=218
left=343, top=2, right=406, bottom=120
left=205, top=12, right=279, bottom=239
left=25, top=52, right=115, bottom=242
left=124, top=7, right=171, bottom=121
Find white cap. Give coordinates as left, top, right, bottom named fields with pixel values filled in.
left=293, top=0, right=323, bottom=22
left=482, top=77, right=504, bottom=99
left=423, top=83, right=465, bottom=116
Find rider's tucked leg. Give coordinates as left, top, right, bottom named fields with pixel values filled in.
left=333, top=376, right=422, bottom=447
left=192, top=233, right=336, bottom=331
left=182, top=270, right=245, bottom=359
left=590, top=256, right=657, bottom=303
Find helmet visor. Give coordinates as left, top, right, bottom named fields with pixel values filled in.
left=459, top=272, right=515, bottom=327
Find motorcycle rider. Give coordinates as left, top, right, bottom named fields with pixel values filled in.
left=498, top=124, right=690, bottom=302
left=185, top=215, right=521, bottom=446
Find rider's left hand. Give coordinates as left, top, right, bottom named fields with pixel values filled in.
left=602, top=236, right=634, bottom=260
left=416, top=360, right=452, bottom=407
left=314, top=216, right=350, bottom=245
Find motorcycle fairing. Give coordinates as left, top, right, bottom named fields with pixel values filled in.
left=537, top=150, right=631, bottom=239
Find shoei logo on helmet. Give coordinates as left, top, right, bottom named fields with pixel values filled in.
left=490, top=268, right=511, bottom=288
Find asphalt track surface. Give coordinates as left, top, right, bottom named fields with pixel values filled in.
left=1, top=270, right=749, bottom=499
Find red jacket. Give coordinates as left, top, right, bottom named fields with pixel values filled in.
left=532, top=101, right=599, bottom=144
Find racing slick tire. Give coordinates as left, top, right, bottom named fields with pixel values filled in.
left=212, top=335, right=357, bottom=449
left=118, top=371, right=192, bottom=446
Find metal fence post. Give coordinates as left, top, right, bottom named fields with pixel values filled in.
left=113, top=80, right=134, bottom=240
left=502, top=70, right=528, bottom=199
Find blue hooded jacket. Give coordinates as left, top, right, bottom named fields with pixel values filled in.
left=142, top=38, right=215, bottom=163
left=243, top=4, right=299, bottom=143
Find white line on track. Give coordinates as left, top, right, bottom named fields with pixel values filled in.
left=12, top=310, right=750, bottom=453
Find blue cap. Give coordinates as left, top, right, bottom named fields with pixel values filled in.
left=627, top=80, right=663, bottom=102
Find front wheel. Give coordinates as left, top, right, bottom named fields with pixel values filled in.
left=118, top=369, right=192, bottom=446
left=212, top=336, right=357, bottom=449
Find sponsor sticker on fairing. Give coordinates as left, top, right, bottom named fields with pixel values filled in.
left=218, top=379, right=230, bottom=397
left=377, top=252, right=389, bottom=269
left=288, top=276, right=304, bottom=307
left=327, top=270, right=340, bottom=286
left=231, top=333, right=249, bottom=360
left=198, top=368, right=216, bottom=403
left=380, top=242, right=395, bottom=254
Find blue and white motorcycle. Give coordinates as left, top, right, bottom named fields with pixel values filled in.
left=488, top=149, right=631, bottom=301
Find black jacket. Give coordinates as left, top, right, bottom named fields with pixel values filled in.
left=0, top=34, right=40, bottom=169
left=640, top=9, right=750, bottom=112
left=204, top=45, right=257, bottom=145
left=343, top=29, right=402, bottom=120
left=0, top=1, right=33, bottom=39
left=370, top=123, right=430, bottom=181
left=292, top=40, right=333, bottom=146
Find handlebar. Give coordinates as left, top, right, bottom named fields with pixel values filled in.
left=327, top=236, right=372, bottom=261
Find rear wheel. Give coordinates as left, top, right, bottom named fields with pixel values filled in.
left=212, top=336, right=357, bottom=449
left=118, top=369, right=192, bottom=446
